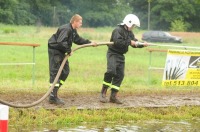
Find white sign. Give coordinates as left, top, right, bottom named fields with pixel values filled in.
left=162, top=50, right=200, bottom=86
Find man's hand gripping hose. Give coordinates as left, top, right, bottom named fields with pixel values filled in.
left=0, top=42, right=113, bottom=108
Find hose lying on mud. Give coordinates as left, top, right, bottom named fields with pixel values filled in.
left=0, top=42, right=113, bottom=108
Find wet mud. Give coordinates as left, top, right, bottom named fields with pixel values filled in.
left=1, top=90, right=200, bottom=109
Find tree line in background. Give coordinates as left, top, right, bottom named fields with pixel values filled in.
left=0, top=0, right=200, bottom=31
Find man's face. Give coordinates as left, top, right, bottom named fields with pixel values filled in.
left=128, top=26, right=133, bottom=31
left=128, top=24, right=136, bottom=31
left=74, top=20, right=82, bottom=29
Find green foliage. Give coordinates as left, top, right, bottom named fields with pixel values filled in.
left=2, top=28, right=17, bottom=33
left=14, top=0, right=36, bottom=25
left=70, top=0, right=131, bottom=27
left=0, top=0, right=16, bottom=24
left=195, top=0, right=200, bottom=4
left=0, top=0, right=200, bottom=31
left=150, top=0, right=195, bottom=30
left=170, top=19, right=188, bottom=32
left=130, top=0, right=199, bottom=31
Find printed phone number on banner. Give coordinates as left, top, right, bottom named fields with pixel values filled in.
left=162, top=80, right=200, bottom=86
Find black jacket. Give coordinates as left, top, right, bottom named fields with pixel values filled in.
left=109, top=25, right=143, bottom=54
left=48, top=23, right=91, bottom=54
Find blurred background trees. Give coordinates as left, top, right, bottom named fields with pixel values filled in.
left=0, top=0, right=199, bottom=31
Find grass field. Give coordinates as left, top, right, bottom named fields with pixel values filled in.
left=1, top=24, right=200, bottom=128
left=0, top=23, right=200, bottom=92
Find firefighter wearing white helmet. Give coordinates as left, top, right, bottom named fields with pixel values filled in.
left=122, top=14, right=140, bottom=28
left=100, top=14, right=148, bottom=104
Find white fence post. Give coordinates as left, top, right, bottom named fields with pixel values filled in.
left=0, top=105, right=9, bottom=132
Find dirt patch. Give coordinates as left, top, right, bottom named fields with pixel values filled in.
left=171, top=32, right=200, bottom=38
left=1, top=90, right=200, bottom=109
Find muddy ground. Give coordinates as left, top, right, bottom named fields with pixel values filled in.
left=1, top=90, right=200, bottom=109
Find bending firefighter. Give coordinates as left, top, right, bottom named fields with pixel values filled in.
left=100, top=14, right=148, bottom=104
left=48, top=14, right=96, bottom=105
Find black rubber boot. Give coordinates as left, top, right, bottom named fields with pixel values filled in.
left=49, top=87, right=65, bottom=105
left=100, top=86, right=108, bottom=103
left=110, top=89, right=123, bottom=104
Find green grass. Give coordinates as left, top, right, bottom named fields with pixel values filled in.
left=9, top=106, right=200, bottom=128
left=0, top=24, right=200, bottom=92
left=1, top=24, right=200, bottom=127
left=0, top=23, right=181, bottom=91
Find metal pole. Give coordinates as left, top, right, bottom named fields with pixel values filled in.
left=148, top=0, right=151, bottom=30
left=53, top=6, right=56, bottom=26
left=32, top=47, right=35, bottom=86
left=148, top=51, right=152, bottom=83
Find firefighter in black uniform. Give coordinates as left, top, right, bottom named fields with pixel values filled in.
left=48, top=14, right=96, bottom=105
left=100, top=14, right=148, bottom=104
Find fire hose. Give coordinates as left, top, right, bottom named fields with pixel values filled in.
left=0, top=41, right=200, bottom=108
left=0, top=42, right=113, bottom=108
left=136, top=42, right=200, bottom=50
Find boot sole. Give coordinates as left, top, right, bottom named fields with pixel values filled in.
left=100, top=100, right=108, bottom=103
left=49, top=100, right=65, bottom=105
left=100, top=96, right=108, bottom=103
left=109, top=100, right=123, bottom=104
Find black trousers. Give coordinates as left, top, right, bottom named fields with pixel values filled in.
left=103, top=49, right=125, bottom=91
left=48, top=49, right=70, bottom=86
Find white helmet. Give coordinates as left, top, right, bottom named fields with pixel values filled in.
left=121, top=14, right=140, bottom=27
